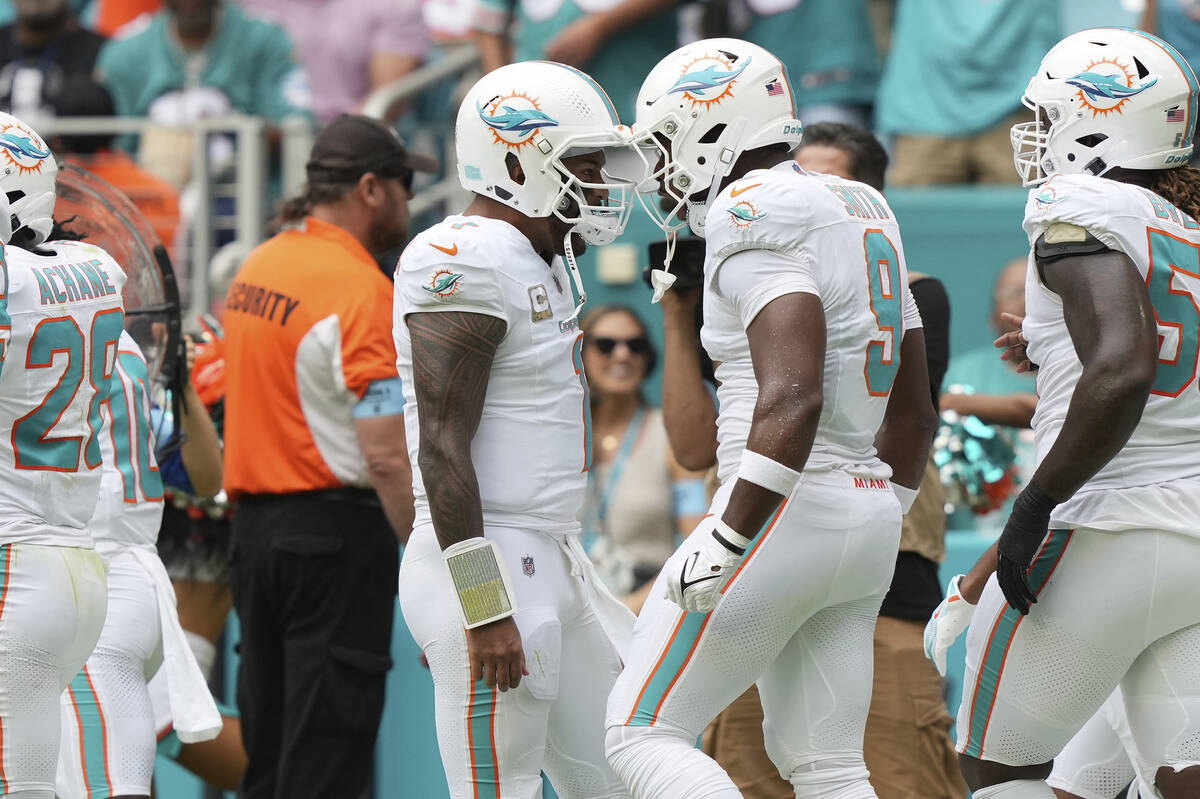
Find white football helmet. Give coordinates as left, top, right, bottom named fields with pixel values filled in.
left=632, top=38, right=803, bottom=237
left=456, top=61, right=638, bottom=246
left=1013, top=28, right=1199, bottom=187
left=0, top=112, right=56, bottom=246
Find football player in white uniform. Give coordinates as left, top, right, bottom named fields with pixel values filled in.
left=394, top=61, right=641, bottom=798
left=0, top=113, right=115, bottom=799
left=603, top=39, right=939, bottom=799
left=56, top=328, right=221, bottom=799
left=947, top=27, right=1200, bottom=799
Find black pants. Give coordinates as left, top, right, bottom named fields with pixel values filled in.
left=231, top=491, right=399, bottom=799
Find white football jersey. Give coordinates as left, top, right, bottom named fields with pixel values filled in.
left=0, top=241, right=126, bottom=546
left=90, top=330, right=164, bottom=558
left=394, top=215, right=589, bottom=531
left=701, top=161, right=921, bottom=485
left=1023, top=173, right=1200, bottom=535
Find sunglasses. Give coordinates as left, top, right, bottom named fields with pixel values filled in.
left=590, top=336, right=651, bottom=356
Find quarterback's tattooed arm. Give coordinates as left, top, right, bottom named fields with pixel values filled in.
left=407, top=310, right=506, bottom=551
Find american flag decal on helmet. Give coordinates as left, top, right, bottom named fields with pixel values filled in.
left=1168, top=106, right=1186, bottom=123
left=764, top=79, right=784, bottom=97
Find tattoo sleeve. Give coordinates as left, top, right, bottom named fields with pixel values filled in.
left=407, top=311, right=507, bottom=551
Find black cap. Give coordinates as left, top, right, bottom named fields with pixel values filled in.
left=306, top=114, right=438, bottom=185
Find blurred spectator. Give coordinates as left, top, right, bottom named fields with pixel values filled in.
left=940, top=257, right=1037, bottom=529
left=50, top=75, right=181, bottom=259
left=704, top=0, right=880, bottom=127
left=941, top=256, right=1037, bottom=419
left=95, top=0, right=312, bottom=185
left=222, top=115, right=427, bottom=799
left=94, top=0, right=161, bottom=35
left=1142, top=0, right=1200, bottom=86
left=579, top=305, right=708, bottom=599
left=241, top=0, right=429, bottom=122
left=473, top=0, right=676, bottom=122
left=877, top=0, right=1059, bottom=185
left=0, top=0, right=105, bottom=118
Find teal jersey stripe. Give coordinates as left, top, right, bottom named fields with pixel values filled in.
left=468, top=678, right=500, bottom=798
left=626, top=500, right=787, bottom=727
left=1123, top=27, right=1200, bottom=149
left=534, top=61, right=621, bottom=125
left=68, top=667, right=112, bottom=797
left=627, top=611, right=710, bottom=726
left=0, top=545, right=9, bottom=792
left=962, top=529, right=1073, bottom=758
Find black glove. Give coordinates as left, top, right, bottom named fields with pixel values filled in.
left=996, top=480, right=1059, bottom=615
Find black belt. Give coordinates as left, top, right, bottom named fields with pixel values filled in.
left=239, top=487, right=382, bottom=508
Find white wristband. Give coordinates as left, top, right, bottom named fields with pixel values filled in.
left=890, top=482, right=918, bottom=515
left=736, top=450, right=802, bottom=497
left=442, top=537, right=517, bottom=629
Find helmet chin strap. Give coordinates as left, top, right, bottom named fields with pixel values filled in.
left=561, top=230, right=588, bottom=322
left=650, top=119, right=747, bottom=302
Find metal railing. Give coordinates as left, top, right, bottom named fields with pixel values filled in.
left=37, top=113, right=314, bottom=319
left=361, top=42, right=482, bottom=220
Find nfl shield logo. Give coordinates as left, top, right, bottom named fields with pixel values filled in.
left=521, top=556, right=535, bottom=577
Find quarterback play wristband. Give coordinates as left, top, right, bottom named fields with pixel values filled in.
left=890, top=482, right=918, bottom=515
left=736, top=450, right=802, bottom=498
left=442, top=538, right=517, bottom=629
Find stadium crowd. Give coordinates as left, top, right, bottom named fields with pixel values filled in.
left=0, top=1, right=1198, bottom=799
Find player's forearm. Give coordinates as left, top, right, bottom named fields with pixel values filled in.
left=1030, top=357, right=1152, bottom=501
left=418, top=436, right=487, bottom=551
left=720, top=390, right=820, bottom=535
left=876, top=332, right=939, bottom=490
left=178, top=384, right=223, bottom=498
left=960, top=542, right=999, bottom=604
left=660, top=301, right=717, bottom=470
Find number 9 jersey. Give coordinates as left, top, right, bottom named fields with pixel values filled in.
left=700, top=161, right=921, bottom=484
left=0, top=241, right=126, bottom=547
left=1023, top=172, right=1200, bottom=535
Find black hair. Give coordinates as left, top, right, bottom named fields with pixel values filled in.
left=798, top=122, right=889, bottom=192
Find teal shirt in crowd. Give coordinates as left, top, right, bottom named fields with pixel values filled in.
left=876, top=0, right=1059, bottom=136
left=1157, top=1, right=1200, bottom=81
left=477, top=0, right=674, bottom=123
left=96, top=1, right=311, bottom=122
left=742, top=0, right=879, bottom=109
left=943, top=344, right=1036, bottom=398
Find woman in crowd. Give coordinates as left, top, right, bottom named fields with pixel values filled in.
left=580, top=305, right=709, bottom=607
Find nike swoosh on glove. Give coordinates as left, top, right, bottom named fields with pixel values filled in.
left=996, top=480, right=1059, bottom=615
left=923, top=574, right=974, bottom=677
left=663, top=517, right=751, bottom=614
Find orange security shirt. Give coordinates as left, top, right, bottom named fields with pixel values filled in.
left=223, top=216, right=397, bottom=498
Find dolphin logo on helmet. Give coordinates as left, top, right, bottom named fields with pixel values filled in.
left=0, top=133, right=50, bottom=165
left=477, top=103, right=560, bottom=135
left=1066, top=71, right=1158, bottom=102
left=668, top=57, right=750, bottom=98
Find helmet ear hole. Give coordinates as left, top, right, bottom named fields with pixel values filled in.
left=698, top=124, right=726, bottom=145
left=1075, top=133, right=1108, bottom=148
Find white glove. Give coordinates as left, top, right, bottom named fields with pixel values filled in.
left=663, top=517, right=751, bottom=614
left=923, top=574, right=975, bottom=677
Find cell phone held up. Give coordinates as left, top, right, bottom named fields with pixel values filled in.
left=643, top=237, right=706, bottom=292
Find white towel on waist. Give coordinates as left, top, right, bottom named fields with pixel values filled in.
left=128, top=547, right=223, bottom=743
left=562, top=534, right=636, bottom=659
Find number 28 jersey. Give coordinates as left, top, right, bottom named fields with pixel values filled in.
left=393, top=215, right=590, bottom=532
left=701, top=162, right=921, bottom=485
left=1023, top=173, right=1200, bottom=535
left=0, top=241, right=126, bottom=547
